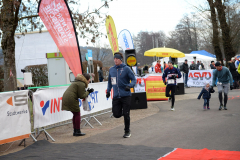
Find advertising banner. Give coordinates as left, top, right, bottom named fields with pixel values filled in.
left=33, top=82, right=112, bottom=129
left=187, top=70, right=213, bottom=87
left=118, top=29, right=134, bottom=51
left=0, top=90, right=31, bottom=145
left=38, top=0, right=83, bottom=76
left=105, top=15, right=119, bottom=55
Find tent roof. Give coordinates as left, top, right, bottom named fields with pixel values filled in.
left=190, top=50, right=216, bottom=58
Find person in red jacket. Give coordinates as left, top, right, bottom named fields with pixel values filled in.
left=155, top=60, right=162, bottom=73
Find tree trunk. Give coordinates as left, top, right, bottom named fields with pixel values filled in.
left=215, top=0, right=235, bottom=63
left=207, top=0, right=223, bottom=64
left=1, top=0, right=17, bottom=91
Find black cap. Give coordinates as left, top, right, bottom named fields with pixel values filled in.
left=215, top=61, right=221, bottom=66
left=185, top=59, right=188, bottom=61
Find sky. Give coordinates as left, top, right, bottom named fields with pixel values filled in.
left=78, top=0, right=207, bottom=46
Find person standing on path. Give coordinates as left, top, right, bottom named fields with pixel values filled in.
left=197, top=82, right=215, bottom=110
left=162, top=61, right=182, bottom=111
left=182, top=59, right=189, bottom=87
left=62, top=73, right=94, bottom=136
left=212, top=62, right=234, bottom=110
left=98, top=67, right=104, bottom=82
left=155, top=60, right=162, bottom=73
left=106, top=52, right=136, bottom=138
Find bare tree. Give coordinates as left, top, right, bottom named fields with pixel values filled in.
left=0, top=0, right=113, bottom=91
left=215, top=0, right=235, bottom=62
left=166, top=14, right=200, bottom=53
left=207, top=0, right=223, bottom=63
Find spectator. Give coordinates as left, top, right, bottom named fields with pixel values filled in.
left=89, top=73, right=95, bottom=83
left=190, top=61, right=196, bottom=70
left=155, top=60, right=162, bottom=73
left=98, top=67, right=104, bottom=82
left=196, top=61, right=200, bottom=70
left=235, top=58, right=239, bottom=69
left=210, top=61, right=216, bottom=69
left=229, top=58, right=239, bottom=88
left=182, top=59, right=189, bottom=87
left=143, top=65, right=149, bottom=73
left=164, top=61, right=168, bottom=70
left=137, top=65, right=142, bottom=76
left=62, top=73, right=94, bottom=136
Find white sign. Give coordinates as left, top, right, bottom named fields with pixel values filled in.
left=118, top=29, right=134, bottom=51
left=33, top=82, right=112, bottom=129
left=0, top=90, right=31, bottom=145
left=187, top=70, right=213, bottom=87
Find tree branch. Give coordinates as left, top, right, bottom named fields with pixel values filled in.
left=13, top=0, right=22, bottom=32
left=18, top=14, right=39, bottom=21
left=84, top=0, right=112, bottom=18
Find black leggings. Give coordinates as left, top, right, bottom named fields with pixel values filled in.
left=112, top=96, right=131, bottom=133
left=165, top=85, right=176, bottom=107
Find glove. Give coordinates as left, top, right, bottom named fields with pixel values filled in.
left=106, top=92, right=110, bottom=98
left=230, top=85, right=234, bottom=90
left=172, top=75, right=177, bottom=79
left=125, top=86, right=131, bottom=91
left=87, top=88, right=94, bottom=93
left=164, top=81, right=166, bottom=85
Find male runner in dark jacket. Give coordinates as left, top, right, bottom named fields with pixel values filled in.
left=162, top=61, right=182, bottom=111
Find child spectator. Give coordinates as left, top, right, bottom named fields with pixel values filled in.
left=197, top=82, right=215, bottom=110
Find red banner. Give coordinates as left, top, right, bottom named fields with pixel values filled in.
left=38, top=0, right=82, bottom=76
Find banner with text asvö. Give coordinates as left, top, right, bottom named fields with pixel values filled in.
left=0, top=90, right=31, bottom=145
left=187, top=70, right=213, bottom=87
left=38, top=0, right=83, bottom=76
left=33, top=82, right=112, bottom=129
left=118, top=29, right=134, bottom=51
left=105, top=15, right=119, bottom=55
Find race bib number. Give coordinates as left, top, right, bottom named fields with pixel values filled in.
left=168, top=79, right=174, bottom=84
left=111, top=77, right=116, bottom=85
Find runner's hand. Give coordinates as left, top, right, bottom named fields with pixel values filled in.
left=106, top=92, right=110, bottom=98
left=230, top=85, right=234, bottom=90
left=125, top=86, right=131, bottom=91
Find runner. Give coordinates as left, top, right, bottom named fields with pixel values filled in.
left=212, top=62, right=234, bottom=110
left=162, top=60, right=182, bottom=111
left=106, top=52, right=136, bottom=138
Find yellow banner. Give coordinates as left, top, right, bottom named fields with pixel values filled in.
left=105, top=15, right=119, bottom=55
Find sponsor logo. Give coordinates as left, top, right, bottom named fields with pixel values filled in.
left=39, top=91, right=99, bottom=115
left=40, top=97, right=62, bottom=116
left=108, top=23, right=118, bottom=52
left=127, top=56, right=137, bottom=66
left=147, top=86, right=166, bottom=93
left=122, top=33, right=130, bottom=49
left=189, top=72, right=211, bottom=80
left=6, top=95, right=28, bottom=106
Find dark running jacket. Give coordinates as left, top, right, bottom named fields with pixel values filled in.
left=197, top=87, right=215, bottom=99
left=107, top=63, right=136, bottom=99
left=162, top=67, right=182, bottom=86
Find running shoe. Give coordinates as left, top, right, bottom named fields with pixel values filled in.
left=203, top=106, right=206, bottom=110
left=224, top=106, right=227, bottom=110
left=219, top=104, right=223, bottom=110
left=123, top=132, right=131, bottom=138
left=171, top=106, right=175, bottom=111
left=207, top=107, right=210, bottom=110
